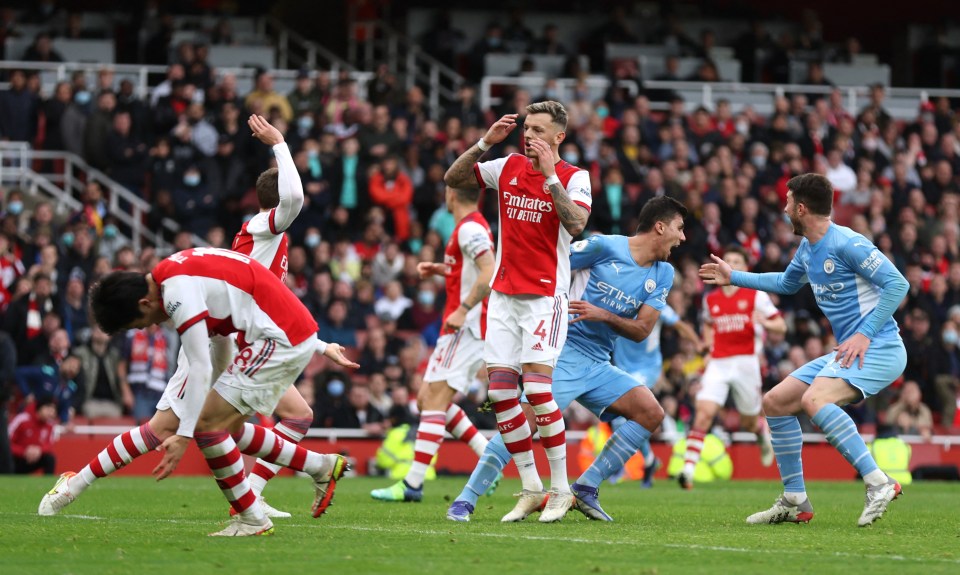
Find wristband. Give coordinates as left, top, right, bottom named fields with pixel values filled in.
left=477, top=138, right=490, bottom=152
left=460, top=302, right=472, bottom=312
left=545, top=174, right=560, bottom=186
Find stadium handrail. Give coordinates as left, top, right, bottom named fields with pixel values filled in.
left=0, top=141, right=204, bottom=251
left=480, top=75, right=642, bottom=112
left=348, top=20, right=464, bottom=120
left=261, top=15, right=355, bottom=74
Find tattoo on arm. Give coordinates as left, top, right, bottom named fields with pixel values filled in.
left=548, top=182, right=588, bottom=236
left=444, top=145, right=486, bottom=189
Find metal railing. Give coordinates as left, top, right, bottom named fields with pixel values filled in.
left=348, top=20, right=464, bottom=120
left=260, top=16, right=355, bottom=75
left=480, top=76, right=642, bottom=112
left=0, top=142, right=203, bottom=252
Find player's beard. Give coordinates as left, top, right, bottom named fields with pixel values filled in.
left=788, top=208, right=804, bottom=236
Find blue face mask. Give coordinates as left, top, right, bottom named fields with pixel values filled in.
left=62, top=232, right=75, bottom=247
left=561, top=152, right=579, bottom=164
left=7, top=201, right=23, bottom=215
left=596, top=107, right=609, bottom=119
left=408, top=238, right=423, bottom=254
left=945, top=330, right=958, bottom=346
left=74, top=90, right=91, bottom=105
left=418, top=291, right=435, bottom=306
left=103, top=224, right=118, bottom=239
left=305, top=234, right=321, bottom=248
left=327, top=379, right=345, bottom=397
left=183, top=174, right=201, bottom=187
left=298, top=116, right=314, bottom=132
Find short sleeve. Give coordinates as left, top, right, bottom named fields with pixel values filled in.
left=754, top=290, right=780, bottom=319
left=645, top=263, right=674, bottom=311
left=569, top=234, right=606, bottom=271
left=839, top=234, right=898, bottom=284
left=159, top=276, right=209, bottom=335
left=475, top=156, right=509, bottom=190
left=458, top=221, right=493, bottom=260
left=565, top=170, right=592, bottom=211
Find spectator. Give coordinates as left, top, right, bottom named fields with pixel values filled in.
left=369, top=155, right=414, bottom=242
left=3, top=273, right=55, bottom=365
left=332, top=384, right=386, bottom=434
left=244, top=69, right=293, bottom=122
left=319, top=299, right=358, bottom=348
left=59, top=268, right=90, bottom=345
left=0, top=69, right=39, bottom=144
left=15, top=352, right=81, bottom=424
left=106, top=110, right=148, bottom=194
left=74, top=326, right=126, bottom=419
left=0, top=329, right=16, bottom=473
left=117, top=324, right=173, bottom=424
left=21, top=31, right=62, bottom=62
left=885, top=381, right=934, bottom=440
left=82, top=90, right=116, bottom=171
left=8, top=396, right=58, bottom=475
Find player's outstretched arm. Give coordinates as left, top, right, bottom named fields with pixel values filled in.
left=699, top=254, right=732, bottom=286
left=248, top=114, right=304, bottom=233
left=444, top=114, right=517, bottom=189
left=569, top=300, right=659, bottom=342
left=323, top=342, right=360, bottom=369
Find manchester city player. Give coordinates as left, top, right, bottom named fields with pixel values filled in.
left=700, top=173, right=909, bottom=527
left=447, top=196, right=687, bottom=522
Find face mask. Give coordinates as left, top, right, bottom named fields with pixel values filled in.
left=305, top=234, right=321, bottom=248
left=418, top=291, right=435, bottom=306
left=327, top=379, right=345, bottom=397
left=562, top=151, right=579, bottom=164
left=544, top=89, right=559, bottom=100
left=74, top=90, right=91, bottom=105
left=487, top=37, right=501, bottom=47
left=751, top=155, right=766, bottom=169
left=596, top=107, right=609, bottom=119
left=7, top=201, right=23, bottom=215
left=945, top=330, right=959, bottom=346
left=863, top=138, right=878, bottom=152
left=103, top=224, right=118, bottom=239
left=408, top=238, right=422, bottom=254
left=736, top=120, right=750, bottom=135
left=62, top=232, right=75, bottom=247
left=307, top=149, right=319, bottom=159
left=183, top=174, right=201, bottom=187
left=298, top=116, right=314, bottom=132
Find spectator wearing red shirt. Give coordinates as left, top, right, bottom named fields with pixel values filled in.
left=369, top=155, right=413, bottom=241
left=9, top=397, right=58, bottom=475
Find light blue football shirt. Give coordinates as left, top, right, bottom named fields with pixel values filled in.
left=567, top=234, right=675, bottom=362
left=612, top=304, right=680, bottom=376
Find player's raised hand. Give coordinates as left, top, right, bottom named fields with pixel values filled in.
left=324, top=343, right=360, bottom=369
left=152, top=435, right=190, bottom=481
left=248, top=114, right=284, bottom=146
left=569, top=299, right=612, bottom=325
left=699, top=254, right=732, bottom=286
left=526, top=138, right=556, bottom=178
left=481, top=114, right=518, bottom=146
left=417, top=262, right=449, bottom=279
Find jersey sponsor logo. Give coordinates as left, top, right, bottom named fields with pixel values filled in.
left=597, top=281, right=639, bottom=311
left=859, top=250, right=883, bottom=277
left=644, top=279, right=656, bottom=293
left=714, top=313, right=751, bottom=333
left=811, top=282, right=845, bottom=303
left=823, top=259, right=835, bottom=274
left=503, top=191, right=554, bottom=223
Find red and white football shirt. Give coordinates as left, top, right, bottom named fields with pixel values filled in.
left=151, top=248, right=318, bottom=348
left=474, top=153, right=591, bottom=297
left=702, top=287, right=779, bottom=358
left=441, top=211, right=493, bottom=338
left=230, top=142, right=304, bottom=282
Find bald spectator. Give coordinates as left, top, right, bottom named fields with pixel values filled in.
left=886, top=381, right=933, bottom=440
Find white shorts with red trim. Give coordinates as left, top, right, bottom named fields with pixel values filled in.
left=484, top=291, right=568, bottom=371
left=213, top=337, right=315, bottom=417
left=697, top=354, right=763, bottom=416
left=424, top=330, right=485, bottom=393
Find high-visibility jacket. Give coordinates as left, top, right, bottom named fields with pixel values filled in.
left=667, top=434, right=733, bottom=482
left=577, top=422, right=646, bottom=482
left=375, top=424, right=438, bottom=481
left=869, top=437, right=912, bottom=485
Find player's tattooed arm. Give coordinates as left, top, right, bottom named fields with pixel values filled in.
left=548, top=182, right=588, bottom=236
left=443, top=144, right=485, bottom=189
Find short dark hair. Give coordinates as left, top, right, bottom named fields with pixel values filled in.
left=723, top=244, right=750, bottom=264
left=452, top=187, right=481, bottom=205
left=636, top=196, right=688, bottom=233
left=89, top=271, right=149, bottom=334
left=787, top=173, right=833, bottom=216
left=255, top=168, right=280, bottom=209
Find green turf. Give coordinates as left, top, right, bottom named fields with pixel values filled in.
left=1, top=475, right=957, bottom=575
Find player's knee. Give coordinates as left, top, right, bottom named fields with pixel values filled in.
left=799, top=390, right=823, bottom=416
left=488, top=387, right=519, bottom=404
left=762, top=392, right=784, bottom=416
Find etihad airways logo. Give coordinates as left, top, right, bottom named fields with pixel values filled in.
left=503, top=191, right=554, bottom=213
left=597, top=281, right=639, bottom=308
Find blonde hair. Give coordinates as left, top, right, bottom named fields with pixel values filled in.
left=525, top=100, right=568, bottom=131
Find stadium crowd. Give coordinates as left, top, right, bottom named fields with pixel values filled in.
left=2, top=8, right=959, bottom=474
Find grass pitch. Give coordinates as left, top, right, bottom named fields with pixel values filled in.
left=1, top=475, right=958, bottom=575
